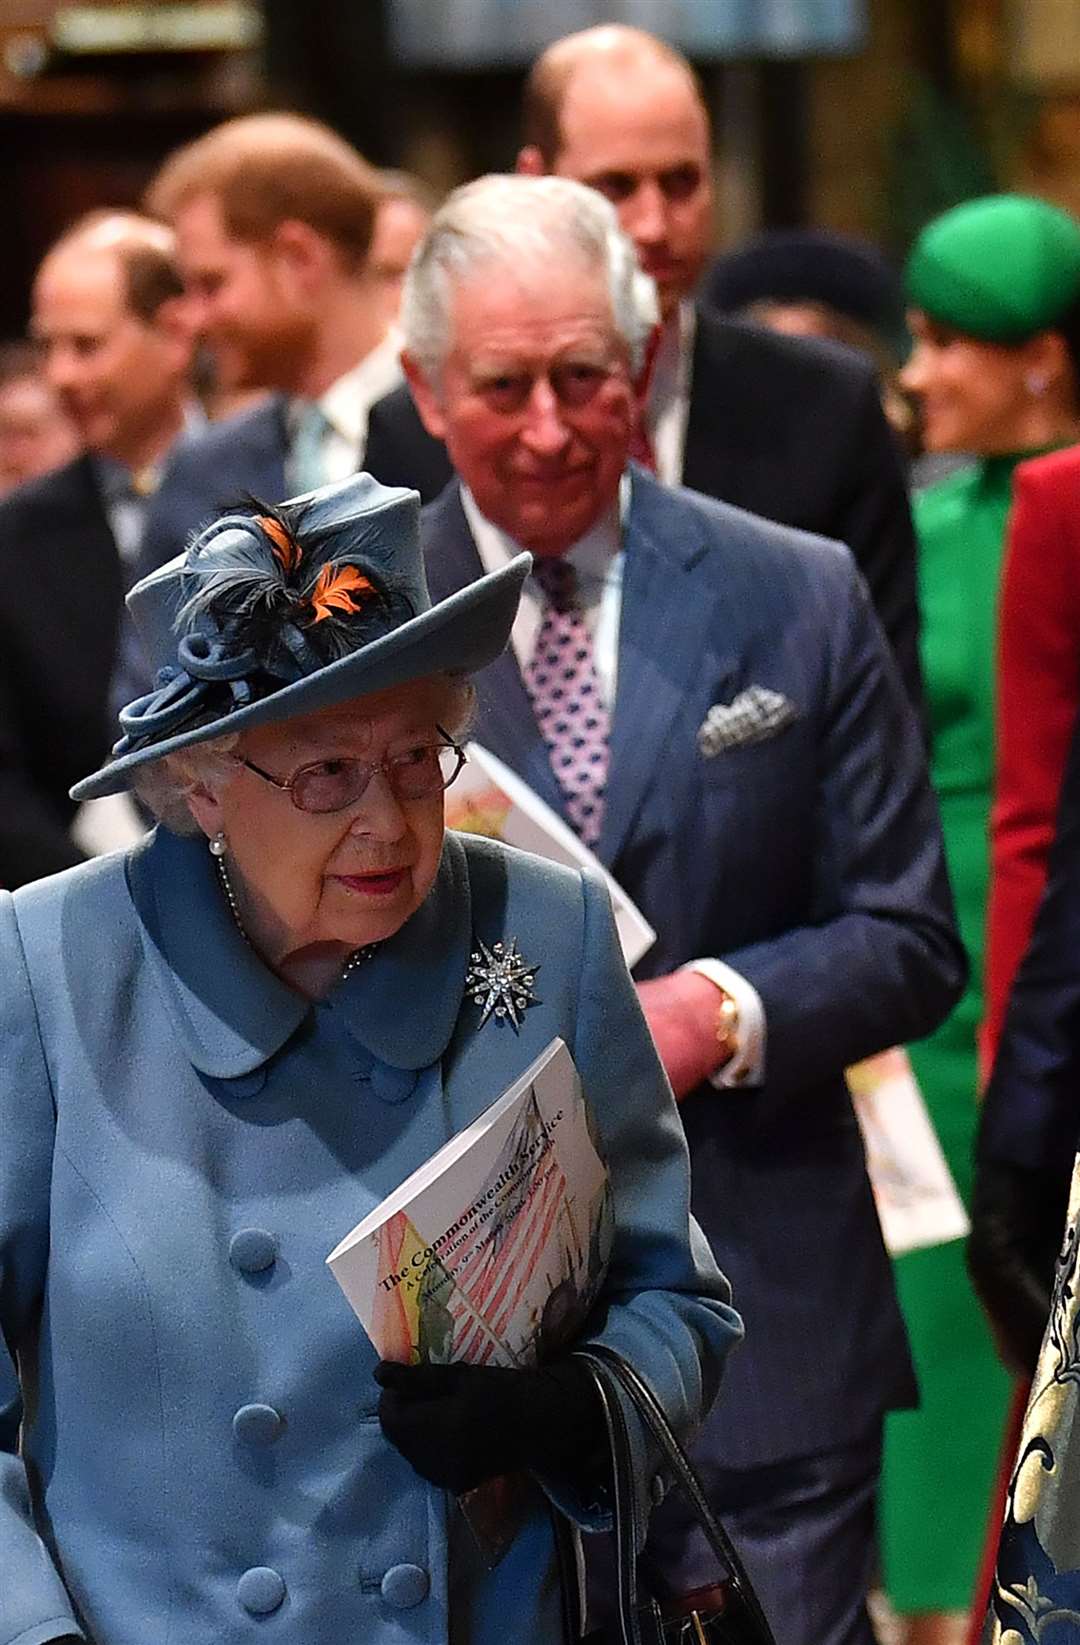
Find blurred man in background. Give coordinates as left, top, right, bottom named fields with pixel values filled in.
left=143, top=114, right=396, bottom=519
left=365, top=23, right=923, bottom=712
left=0, top=341, right=78, bottom=499
left=0, top=211, right=193, bottom=887
left=369, top=170, right=437, bottom=340
left=118, top=113, right=400, bottom=704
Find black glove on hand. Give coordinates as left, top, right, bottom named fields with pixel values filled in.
left=967, top=1158, right=1072, bottom=1377
left=374, top=1356, right=605, bottom=1494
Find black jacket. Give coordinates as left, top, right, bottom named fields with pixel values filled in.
left=365, top=305, right=923, bottom=709
left=0, top=457, right=123, bottom=887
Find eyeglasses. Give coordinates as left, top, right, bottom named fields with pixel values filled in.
left=236, top=727, right=467, bottom=814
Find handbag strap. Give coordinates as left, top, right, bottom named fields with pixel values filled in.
left=576, top=1346, right=777, bottom=1645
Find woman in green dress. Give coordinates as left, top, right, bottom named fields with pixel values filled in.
left=882, top=194, right=1080, bottom=1645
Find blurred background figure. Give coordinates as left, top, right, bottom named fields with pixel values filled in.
left=703, top=227, right=914, bottom=440
left=880, top=194, right=1080, bottom=1645
left=365, top=23, right=924, bottom=715
left=113, top=114, right=398, bottom=711
left=0, top=341, right=78, bottom=499
left=0, top=209, right=194, bottom=891
left=31, top=211, right=194, bottom=514
left=137, top=115, right=394, bottom=551
left=369, top=169, right=437, bottom=339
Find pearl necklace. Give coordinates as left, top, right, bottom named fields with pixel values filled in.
left=214, top=855, right=377, bottom=980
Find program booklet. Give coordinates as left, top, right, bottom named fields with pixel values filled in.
left=847, top=1046, right=970, bottom=1257
left=444, top=741, right=656, bottom=970
left=327, top=1038, right=614, bottom=1367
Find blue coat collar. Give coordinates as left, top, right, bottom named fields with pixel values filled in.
left=126, top=827, right=472, bottom=1078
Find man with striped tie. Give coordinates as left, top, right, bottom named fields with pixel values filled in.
left=404, top=172, right=964, bottom=1645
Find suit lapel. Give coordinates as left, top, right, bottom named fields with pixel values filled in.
left=422, top=487, right=569, bottom=820
left=598, top=471, right=739, bottom=868
left=681, top=306, right=738, bottom=496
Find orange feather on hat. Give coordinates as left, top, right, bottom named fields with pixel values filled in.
left=256, top=514, right=302, bottom=573
left=309, top=563, right=376, bottom=623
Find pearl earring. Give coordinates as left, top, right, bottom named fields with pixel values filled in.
left=208, top=832, right=227, bottom=858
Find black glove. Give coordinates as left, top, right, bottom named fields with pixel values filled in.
left=374, top=1356, right=605, bottom=1493
left=967, top=1157, right=1072, bottom=1377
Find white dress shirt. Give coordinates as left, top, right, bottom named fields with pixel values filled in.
left=460, top=476, right=765, bottom=1087
left=94, top=402, right=205, bottom=574
left=647, top=300, right=695, bottom=487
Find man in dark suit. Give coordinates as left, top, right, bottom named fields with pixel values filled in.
left=0, top=212, right=193, bottom=888
left=402, top=173, right=963, bottom=1645
left=365, top=25, right=922, bottom=711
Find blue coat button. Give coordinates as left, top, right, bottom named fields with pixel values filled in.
left=237, top=1566, right=286, bottom=1614
left=380, top=1563, right=430, bottom=1608
left=233, top=1403, right=284, bottom=1445
left=229, top=1228, right=278, bottom=1273
left=369, top=1063, right=418, bottom=1105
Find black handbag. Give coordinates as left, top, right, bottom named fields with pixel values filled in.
left=565, top=1346, right=778, bottom=1645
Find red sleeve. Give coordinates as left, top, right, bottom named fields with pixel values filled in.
left=983, top=452, right=1080, bottom=1073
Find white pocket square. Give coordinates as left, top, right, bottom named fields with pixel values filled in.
left=697, top=687, right=798, bottom=757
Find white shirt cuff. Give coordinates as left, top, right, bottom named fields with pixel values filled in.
left=681, top=959, right=766, bottom=1088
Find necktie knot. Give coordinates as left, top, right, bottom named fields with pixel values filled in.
left=531, top=555, right=577, bottom=614
left=289, top=400, right=333, bottom=494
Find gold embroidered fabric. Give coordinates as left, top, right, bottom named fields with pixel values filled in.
left=987, top=1158, right=1080, bottom=1640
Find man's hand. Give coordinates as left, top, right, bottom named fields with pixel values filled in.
left=636, top=970, right=733, bottom=1099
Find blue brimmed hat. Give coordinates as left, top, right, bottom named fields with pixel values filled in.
left=72, top=472, right=529, bottom=801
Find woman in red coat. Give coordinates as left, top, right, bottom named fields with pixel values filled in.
left=985, top=443, right=1080, bottom=1068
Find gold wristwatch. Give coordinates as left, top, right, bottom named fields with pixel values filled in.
left=714, top=988, right=740, bottom=1070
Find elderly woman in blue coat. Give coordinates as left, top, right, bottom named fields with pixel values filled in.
left=0, top=471, right=739, bottom=1645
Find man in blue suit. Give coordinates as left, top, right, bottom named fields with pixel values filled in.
left=403, top=174, right=965, bottom=1645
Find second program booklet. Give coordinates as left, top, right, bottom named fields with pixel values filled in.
left=326, top=1038, right=614, bottom=1367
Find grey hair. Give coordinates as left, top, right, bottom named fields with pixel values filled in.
left=127, top=677, right=477, bottom=834
left=129, top=733, right=241, bottom=835
left=401, top=173, right=658, bottom=379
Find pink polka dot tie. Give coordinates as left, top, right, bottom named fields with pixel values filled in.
left=523, top=557, right=610, bottom=848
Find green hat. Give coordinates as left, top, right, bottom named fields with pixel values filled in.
left=905, top=194, right=1080, bottom=344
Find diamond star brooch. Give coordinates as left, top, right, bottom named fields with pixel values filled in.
left=466, top=938, right=540, bottom=1030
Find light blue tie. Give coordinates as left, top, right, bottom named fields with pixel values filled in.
left=288, top=401, right=333, bottom=495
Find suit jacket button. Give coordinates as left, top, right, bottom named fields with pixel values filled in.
left=229, top=1228, right=278, bottom=1274
left=237, top=1567, right=285, bottom=1615
left=233, top=1403, right=284, bottom=1445
left=380, top=1563, right=429, bottom=1608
